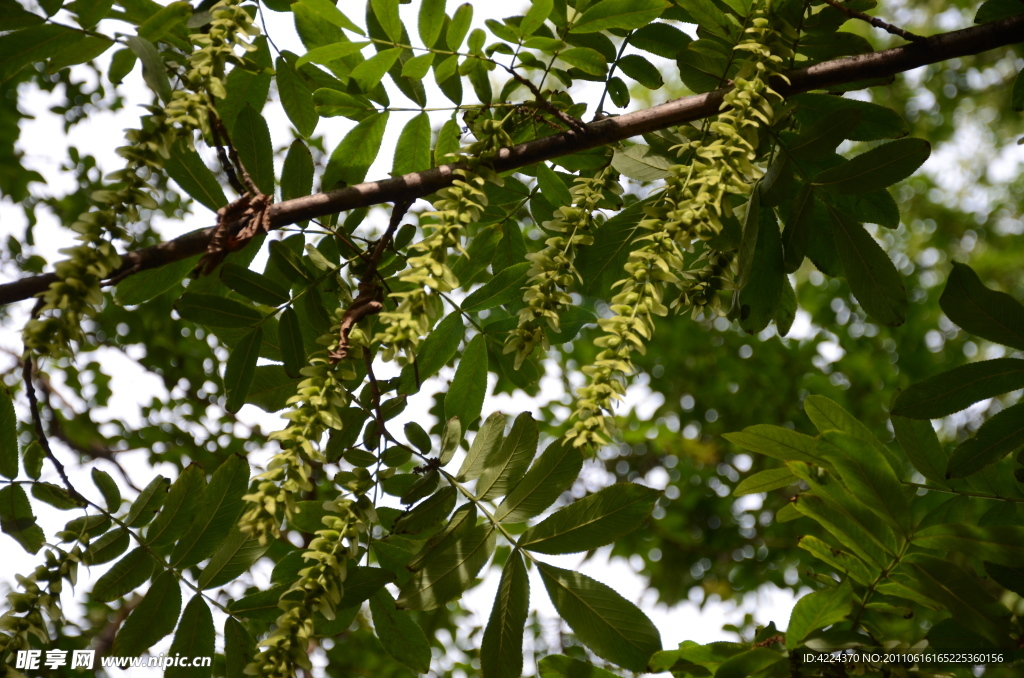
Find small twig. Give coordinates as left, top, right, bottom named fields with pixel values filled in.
left=328, top=199, right=413, bottom=363
left=503, top=66, right=588, bottom=135
left=22, top=352, right=83, bottom=502
left=208, top=111, right=247, bottom=196
left=820, top=0, right=925, bottom=42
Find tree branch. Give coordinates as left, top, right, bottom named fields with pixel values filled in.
left=1, top=14, right=1021, bottom=306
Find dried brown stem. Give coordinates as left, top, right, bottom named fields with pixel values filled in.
left=819, top=0, right=925, bottom=42
left=504, top=66, right=588, bottom=135
left=22, top=353, right=82, bottom=501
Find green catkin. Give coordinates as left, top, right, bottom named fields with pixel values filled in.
left=375, top=118, right=513, bottom=363
left=506, top=166, right=622, bottom=368
left=22, top=0, right=259, bottom=355
left=566, top=5, right=788, bottom=448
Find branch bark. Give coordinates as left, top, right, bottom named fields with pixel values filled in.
left=1, top=14, right=1022, bottom=306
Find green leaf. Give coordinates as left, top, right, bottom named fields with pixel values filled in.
left=46, top=34, right=114, bottom=73
left=610, top=144, right=671, bottom=182
left=137, top=0, right=190, bottom=43
left=112, top=571, right=182, bottom=656
left=175, top=293, right=263, bottom=328
left=115, top=254, right=199, bottom=306
left=125, top=35, right=171, bottom=103
left=577, top=199, right=647, bottom=297
left=538, top=655, right=620, bottom=678
left=0, top=484, right=44, bottom=553
left=559, top=46, right=607, bottom=76
left=224, top=326, right=262, bottom=413
left=630, top=23, right=691, bottom=59
left=224, top=617, right=257, bottom=678
left=295, top=40, right=367, bottom=68
left=814, top=138, right=930, bottom=194
left=891, top=411, right=948, bottom=487
left=234, top=104, right=275, bottom=194
left=538, top=563, right=661, bottom=671
left=75, top=0, right=113, bottom=28
left=892, top=358, right=1024, bottom=419
left=946, top=401, right=1024, bottom=478
left=616, top=54, right=663, bottom=89
left=276, top=57, right=318, bottom=138
left=716, top=649, right=787, bottom=678
left=351, top=46, right=403, bottom=93
left=220, top=264, right=290, bottom=307
left=825, top=205, right=907, bottom=327
left=401, top=51, right=434, bottom=78
left=434, top=116, right=462, bottom=164
left=738, top=206, right=783, bottom=334
left=495, top=440, right=583, bottom=523
left=197, top=527, right=269, bottom=589
left=32, top=482, right=84, bottom=510
left=476, top=412, right=538, bottom=501
left=975, top=0, right=1024, bottom=22
left=0, top=24, right=80, bottom=84
left=404, top=421, right=432, bottom=454
left=723, top=425, right=826, bottom=466
left=521, top=0, right=553, bottom=35
left=457, top=411, right=505, bottom=481
left=791, top=493, right=890, bottom=568
left=278, top=307, right=306, bottom=379
left=481, top=551, right=529, bottom=678
left=676, top=46, right=730, bottom=93
left=371, top=0, right=403, bottom=43
left=91, top=468, right=120, bottom=511
left=393, top=112, right=432, bottom=176
left=816, top=431, right=909, bottom=533
left=166, top=595, right=215, bottom=678
left=397, top=522, right=495, bottom=609
left=786, top=582, right=853, bottom=649
left=462, top=262, right=530, bottom=311
left=337, top=566, right=396, bottom=609
left=791, top=93, right=908, bottom=141
left=520, top=483, right=660, bottom=554
left=227, top=584, right=289, bottom=620
left=93, top=547, right=155, bottom=602
left=939, top=262, right=1024, bottom=351
left=914, top=524, right=1024, bottom=566
left=323, top=112, right=389, bottom=189
left=295, top=0, right=364, bottom=34
left=418, top=0, right=446, bottom=46
left=799, top=534, right=876, bottom=585
left=125, top=475, right=169, bottom=527
left=536, top=162, right=572, bottom=208
left=444, top=334, right=488, bottom=427
left=407, top=503, right=477, bottom=571
left=171, top=454, right=250, bottom=568
left=399, top=312, right=464, bottom=393
left=572, top=0, right=669, bottom=33
left=447, top=3, right=473, bottom=50
left=734, top=468, right=796, bottom=496
left=147, top=464, right=204, bottom=548
left=803, top=394, right=902, bottom=473
left=83, top=527, right=129, bottom=565
left=164, top=143, right=227, bottom=213
left=439, top=416, right=462, bottom=465
left=823, top=189, right=901, bottom=229
left=0, top=387, right=17, bottom=480
left=281, top=140, right=315, bottom=205
left=891, top=555, right=1010, bottom=644
left=370, top=589, right=432, bottom=672
left=393, top=486, right=457, bottom=535
left=787, top=109, right=861, bottom=159
left=1012, top=67, right=1024, bottom=111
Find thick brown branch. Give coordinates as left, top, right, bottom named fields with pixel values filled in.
left=1, top=14, right=1022, bottom=306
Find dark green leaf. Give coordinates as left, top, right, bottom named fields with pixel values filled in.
left=495, top=440, right=583, bottom=523
left=785, top=582, right=853, bottom=648
left=791, top=93, right=908, bottom=141
left=477, top=412, right=538, bottom=501
left=93, top=547, right=155, bottom=602
left=738, top=206, right=783, bottom=334
left=538, top=655, right=620, bottom=678
left=611, top=144, right=671, bottom=182
left=463, top=262, right=530, bottom=311
left=814, top=138, right=930, bottom=194
left=198, top=527, right=269, bottom=589
left=281, top=140, right=315, bottom=204
left=456, top=411, right=505, bottom=481
left=787, top=109, right=861, bottom=159
left=397, top=523, right=495, bottom=609
left=825, top=205, right=907, bottom=327
left=538, top=563, right=661, bottom=671
left=276, top=56, right=318, bottom=138
left=175, top=293, right=263, bottom=328
left=939, top=262, right=1024, bottom=351
left=559, top=46, right=607, bottom=76
left=521, top=0, right=553, bottom=35
left=734, top=468, right=796, bottom=496
left=399, top=312, right=464, bottom=393
left=444, top=334, right=488, bottom=427
left=370, top=589, right=432, bottom=672
left=224, top=618, right=257, bottom=678
left=351, top=46, right=403, bottom=92
left=914, top=524, right=1024, bottom=566
left=32, top=482, right=84, bottom=510
left=234, top=104, right=275, bottom=194
left=616, top=54, right=663, bottom=89
left=0, top=24, right=80, bottom=84
left=220, top=264, right=289, bottom=307
left=296, top=0, right=364, bottom=34
left=393, top=112, right=432, bottom=176
left=572, top=0, right=669, bottom=33
left=536, top=162, right=573, bottom=207
left=323, top=112, right=389, bottom=189
left=393, top=486, right=457, bottom=535
left=125, top=475, right=169, bottom=527
left=439, top=416, right=462, bottom=466
left=946, top=401, right=1024, bottom=478
left=520, top=483, right=660, bottom=554
left=577, top=199, right=647, bottom=297
left=147, top=464, right=204, bottom=548
left=115, top=254, right=199, bottom=306
left=975, top=0, right=1024, bottom=22
left=227, top=584, right=289, bottom=620
left=171, top=454, right=250, bottom=568
left=312, top=87, right=378, bottom=121
left=113, top=571, right=182, bottom=656
left=630, top=22, right=691, bottom=59
left=164, top=144, right=227, bottom=213
left=817, top=431, right=909, bottom=533
left=166, top=595, right=214, bottom=678
left=278, top=307, right=306, bottom=379
left=891, top=411, right=948, bottom=487
left=481, top=551, right=529, bottom=678
left=723, top=426, right=825, bottom=466
left=224, top=327, right=262, bottom=413
left=447, top=3, right=473, bottom=50
left=892, top=358, right=1024, bottom=419
left=0, top=484, right=44, bottom=553
left=0, top=388, right=17, bottom=480
left=125, top=35, right=171, bottom=103
left=91, top=468, right=120, bottom=511
left=83, top=527, right=130, bottom=565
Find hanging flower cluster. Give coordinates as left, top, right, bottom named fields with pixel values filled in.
left=22, top=0, right=259, bottom=355
left=505, top=167, right=621, bottom=367
left=375, top=118, right=513, bottom=364
left=0, top=544, right=82, bottom=659
left=566, top=5, right=788, bottom=448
